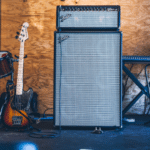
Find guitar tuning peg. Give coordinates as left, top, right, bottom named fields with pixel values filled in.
left=15, top=36, right=18, bottom=39
left=15, top=55, right=19, bottom=59
left=24, top=55, right=27, bottom=58
left=16, top=32, right=20, bottom=35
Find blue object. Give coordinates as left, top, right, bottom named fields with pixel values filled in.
left=123, top=56, right=150, bottom=64
left=34, top=117, right=53, bottom=120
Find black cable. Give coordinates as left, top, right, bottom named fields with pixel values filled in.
left=13, top=103, right=61, bottom=138
left=28, top=107, right=61, bottom=138
left=43, top=108, right=53, bottom=117
left=29, top=131, right=60, bottom=138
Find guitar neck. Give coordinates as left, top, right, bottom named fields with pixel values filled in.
left=16, top=41, right=25, bottom=95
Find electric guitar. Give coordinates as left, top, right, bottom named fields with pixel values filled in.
left=1, top=22, right=33, bottom=128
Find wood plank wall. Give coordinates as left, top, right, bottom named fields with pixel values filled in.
left=0, top=0, right=150, bottom=114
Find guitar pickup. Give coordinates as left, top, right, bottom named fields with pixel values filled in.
left=12, top=116, right=23, bottom=125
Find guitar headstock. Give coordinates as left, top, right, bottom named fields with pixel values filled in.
left=16, top=22, right=29, bottom=42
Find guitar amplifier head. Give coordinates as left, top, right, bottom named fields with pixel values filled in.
left=54, top=31, right=122, bottom=127
left=56, top=5, right=120, bottom=30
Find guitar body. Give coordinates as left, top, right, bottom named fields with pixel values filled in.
left=11, top=88, right=33, bottom=112
left=1, top=88, right=33, bottom=128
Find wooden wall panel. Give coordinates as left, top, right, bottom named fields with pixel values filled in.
left=0, top=0, right=150, bottom=114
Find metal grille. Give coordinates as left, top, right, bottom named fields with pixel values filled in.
left=54, top=32, right=122, bottom=127
left=57, top=6, right=120, bottom=30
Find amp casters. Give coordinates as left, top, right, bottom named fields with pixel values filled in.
left=92, top=127, right=103, bottom=134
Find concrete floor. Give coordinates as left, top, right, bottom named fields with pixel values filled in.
left=0, top=115, right=150, bottom=150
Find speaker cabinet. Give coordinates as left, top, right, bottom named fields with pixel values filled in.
left=54, top=31, right=122, bottom=127
left=56, top=6, right=120, bottom=30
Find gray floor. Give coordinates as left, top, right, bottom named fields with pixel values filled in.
left=0, top=115, right=150, bottom=150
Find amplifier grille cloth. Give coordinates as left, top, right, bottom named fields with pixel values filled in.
left=55, top=32, right=121, bottom=126
left=59, top=11, right=118, bottom=28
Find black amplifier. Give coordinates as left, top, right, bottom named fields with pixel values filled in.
left=56, top=5, right=120, bottom=30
